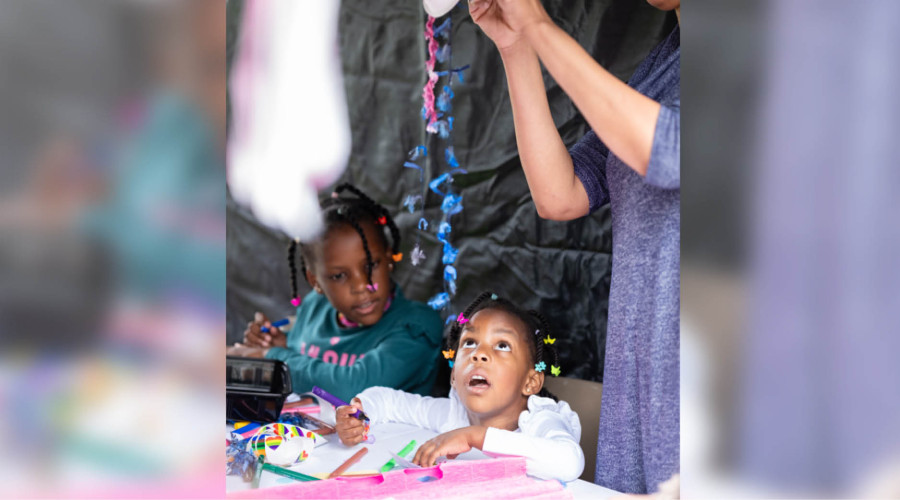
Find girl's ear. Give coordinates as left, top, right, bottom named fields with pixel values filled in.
left=305, top=268, right=321, bottom=293
left=522, top=369, right=544, bottom=397
left=385, top=250, right=395, bottom=271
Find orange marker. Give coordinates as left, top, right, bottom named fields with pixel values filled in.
left=328, top=447, right=369, bottom=479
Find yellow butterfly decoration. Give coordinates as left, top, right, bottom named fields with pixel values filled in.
left=550, top=365, right=561, bottom=377
left=442, top=349, right=455, bottom=359
left=543, top=336, right=556, bottom=345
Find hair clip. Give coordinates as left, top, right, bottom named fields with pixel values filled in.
left=377, top=216, right=387, bottom=225
left=457, top=312, right=468, bottom=324
left=366, top=283, right=379, bottom=292
left=448, top=360, right=454, bottom=368
left=534, top=361, right=546, bottom=373
left=534, top=329, right=540, bottom=336
left=543, top=336, right=556, bottom=345
left=331, top=192, right=339, bottom=198
left=392, top=253, right=403, bottom=262
left=550, top=365, right=561, bottom=377
left=490, top=293, right=498, bottom=300
left=291, top=297, right=302, bottom=307
left=442, top=349, right=455, bottom=359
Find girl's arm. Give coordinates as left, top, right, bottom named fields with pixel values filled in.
left=481, top=421, right=584, bottom=482
left=355, top=386, right=460, bottom=432
left=266, top=328, right=439, bottom=402
left=483, top=398, right=584, bottom=482
left=412, top=398, right=585, bottom=482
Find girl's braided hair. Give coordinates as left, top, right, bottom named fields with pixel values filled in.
left=287, top=183, right=401, bottom=303
left=446, top=291, right=561, bottom=400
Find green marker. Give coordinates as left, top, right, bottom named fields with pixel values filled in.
left=250, top=457, right=264, bottom=488
left=261, top=462, right=320, bottom=482
left=380, top=439, right=417, bottom=472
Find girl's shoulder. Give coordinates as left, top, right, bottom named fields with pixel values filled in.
left=519, top=394, right=582, bottom=437
left=380, top=288, right=443, bottom=335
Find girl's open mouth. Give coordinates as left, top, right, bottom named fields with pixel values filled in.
left=466, top=374, right=491, bottom=392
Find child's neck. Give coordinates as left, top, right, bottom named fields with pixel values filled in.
left=465, top=400, right=528, bottom=432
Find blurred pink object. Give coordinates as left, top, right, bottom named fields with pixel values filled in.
left=226, top=457, right=569, bottom=499
left=227, top=0, right=350, bottom=240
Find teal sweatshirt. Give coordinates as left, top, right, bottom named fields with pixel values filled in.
left=265, top=286, right=443, bottom=402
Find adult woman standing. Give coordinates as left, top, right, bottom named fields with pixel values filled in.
left=469, top=0, right=680, bottom=494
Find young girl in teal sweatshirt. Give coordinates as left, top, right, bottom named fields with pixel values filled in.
left=228, top=184, right=443, bottom=401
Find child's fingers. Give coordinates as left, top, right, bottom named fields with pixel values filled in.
left=337, top=426, right=365, bottom=446
left=336, top=405, right=363, bottom=420
left=335, top=408, right=365, bottom=434
left=243, top=326, right=264, bottom=347
left=424, top=446, right=444, bottom=467
left=254, top=311, right=268, bottom=324
left=413, top=441, right=438, bottom=467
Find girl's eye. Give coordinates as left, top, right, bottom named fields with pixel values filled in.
left=495, top=342, right=511, bottom=352
left=329, top=273, right=346, bottom=281
left=460, top=338, right=476, bottom=349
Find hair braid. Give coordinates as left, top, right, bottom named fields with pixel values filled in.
left=288, top=239, right=299, bottom=300
left=346, top=215, right=375, bottom=286
left=531, top=310, right=559, bottom=370
left=383, top=210, right=402, bottom=255
left=338, top=183, right=402, bottom=255
left=335, top=183, right=374, bottom=204
left=299, top=254, right=309, bottom=286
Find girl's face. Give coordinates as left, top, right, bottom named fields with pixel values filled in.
left=450, top=308, right=543, bottom=421
left=306, top=221, right=393, bottom=326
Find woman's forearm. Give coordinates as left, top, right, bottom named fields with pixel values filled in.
left=500, top=42, right=590, bottom=220
left=523, top=20, right=661, bottom=176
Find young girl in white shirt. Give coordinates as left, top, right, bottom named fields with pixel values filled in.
left=335, top=291, right=585, bottom=482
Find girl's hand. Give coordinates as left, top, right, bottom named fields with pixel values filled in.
left=335, top=398, right=367, bottom=446
left=226, top=343, right=268, bottom=358
left=469, top=0, right=551, bottom=52
left=243, top=312, right=287, bottom=348
left=412, top=425, right=487, bottom=467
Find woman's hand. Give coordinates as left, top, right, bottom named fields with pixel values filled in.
left=243, top=312, right=287, bottom=348
left=468, top=0, right=522, bottom=52
left=335, top=398, right=368, bottom=446
left=469, top=0, right=550, bottom=52
left=226, top=343, right=268, bottom=358
left=412, top=425, right=487, bottom=467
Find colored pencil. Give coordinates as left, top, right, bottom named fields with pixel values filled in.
left=328, top=447, right=369, bottom=479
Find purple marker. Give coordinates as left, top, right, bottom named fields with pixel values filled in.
left=261, top=318, right=290, bottom=333
left=312, top=386, right=367, bottom=421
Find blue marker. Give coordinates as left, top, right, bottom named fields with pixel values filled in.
left=261, top=318, right=290, bottom=333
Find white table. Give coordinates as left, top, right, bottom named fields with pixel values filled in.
left=227, top=401, right=620, bottom=499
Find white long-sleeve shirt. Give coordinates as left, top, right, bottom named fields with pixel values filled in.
left=356, top=386, right=584, bottom=482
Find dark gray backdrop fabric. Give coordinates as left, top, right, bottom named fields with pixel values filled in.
left=226, top=0, right=675, bottom=385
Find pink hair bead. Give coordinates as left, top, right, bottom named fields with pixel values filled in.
left=291, top=297, right=302, bottom=307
